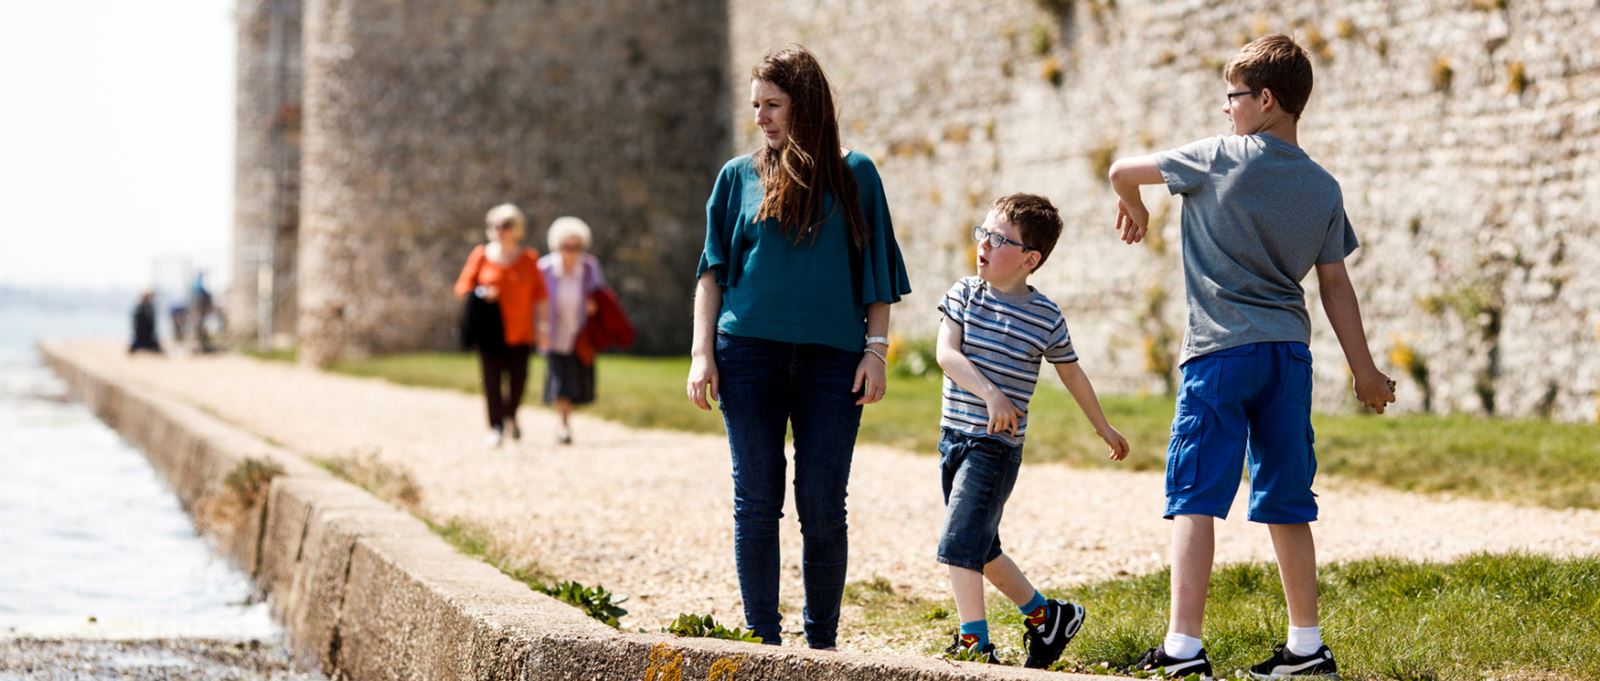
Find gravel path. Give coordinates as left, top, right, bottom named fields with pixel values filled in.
left=56, top=342, right=1600, bottom=655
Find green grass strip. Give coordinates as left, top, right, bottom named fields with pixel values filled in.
left=289, top=351, right=1600, bottom=511
left=850, top=553, right=1600, bottom=679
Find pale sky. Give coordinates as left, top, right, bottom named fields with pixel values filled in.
left=0, top=1, right=235, bottom=293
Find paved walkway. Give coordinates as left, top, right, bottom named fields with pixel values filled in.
left=53, top=342, right=1600, bottom=655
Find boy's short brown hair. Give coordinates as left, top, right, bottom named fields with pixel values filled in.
left=991, top=193, right=1063, bottom=271
left=1225, top=34, right=1313, bottom=119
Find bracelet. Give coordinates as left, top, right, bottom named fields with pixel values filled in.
left=865, top=335, right=889, bottom=347
left=863, top=347, right=888, bottom=365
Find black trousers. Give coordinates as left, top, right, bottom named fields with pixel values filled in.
left=477, top=344, right=532, bottom=429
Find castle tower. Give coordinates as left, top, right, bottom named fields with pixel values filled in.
left=231, top=0, right=302, bottom=347
left=295, top=0, right=729, bottom=364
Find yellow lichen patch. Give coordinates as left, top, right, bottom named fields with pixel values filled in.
left=644, top=643, right=684, bottom=681
left=1041, top=57, right=1064, bottom=87
left=1433, top=56, right=1454, bottom=91
left=708, top=656, right=744, bottom=681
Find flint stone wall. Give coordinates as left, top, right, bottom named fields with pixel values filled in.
left=729, top=0, right=1600, bottom=420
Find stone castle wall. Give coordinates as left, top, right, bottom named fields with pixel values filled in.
left=238, top=0, right=1599, bottom=419
left=294, top=0, right=728, bottom=364
left=728, top=0, right=1600, bottom=420
left=230, top=0, right=302, bottom=346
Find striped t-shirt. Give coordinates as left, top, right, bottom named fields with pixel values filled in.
left=938, top=276, right=1077, bottom=445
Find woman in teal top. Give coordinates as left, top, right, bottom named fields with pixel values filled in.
left=685, top=44, right=911, bottom=649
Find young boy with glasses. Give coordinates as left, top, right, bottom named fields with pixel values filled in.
left=1107, top=34, right=1396, bottom=679
left=935, top=193, right=1130, bottom=667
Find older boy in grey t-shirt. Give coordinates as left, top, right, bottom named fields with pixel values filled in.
left=1107, top=34, right=1396, bottom=679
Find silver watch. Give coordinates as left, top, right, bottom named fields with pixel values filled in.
left=865, top=335, right=889, bottom=347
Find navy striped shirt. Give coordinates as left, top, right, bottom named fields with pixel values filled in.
left=938, top=276, right=1077, bottom=445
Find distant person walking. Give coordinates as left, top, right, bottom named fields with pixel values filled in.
left=189, top=272, right=219, bottom=353
left=537, top=216, right=606, bottom=446
left=129, top=291, right=163, bottom=354
left=455, top=204, right=548, bottom=448
left=686, top=44, right=911, bottom=649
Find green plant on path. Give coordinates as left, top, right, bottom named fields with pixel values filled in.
left=539, top=580, right=629, bottom=628
left=665, top=613, right=762, bottom=643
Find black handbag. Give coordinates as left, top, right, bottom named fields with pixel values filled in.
left=460, top=291, right=505, bottom=351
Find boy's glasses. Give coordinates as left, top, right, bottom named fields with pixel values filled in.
left=973, top=225, right=1031, bottom=251
left=1225, top=89, right=1259, bottom=104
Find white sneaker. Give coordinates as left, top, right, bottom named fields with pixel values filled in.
left=485, top=428, right=503, bottom=448
left=555, top=425, right=572, bottom=445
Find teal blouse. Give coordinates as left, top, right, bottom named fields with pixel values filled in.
left=696, top=151, right=912, bottom=352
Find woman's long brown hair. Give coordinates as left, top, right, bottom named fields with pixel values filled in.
left=752, top=45, right=867, bottom=249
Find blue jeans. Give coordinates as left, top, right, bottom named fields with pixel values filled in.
left=715, top=332, right=863, bottom=648
left=936, top=428, right=1024, bottom=570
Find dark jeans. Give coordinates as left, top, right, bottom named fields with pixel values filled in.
left=715, top=332, right=863, bottom=648
left=936, top=428, right=1024, bottom=570
left=477, top=344, right=532, bottom=429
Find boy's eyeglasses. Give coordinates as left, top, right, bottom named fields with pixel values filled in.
left=973, top=225, right=1032, bottom=251
left=1225, top=89, right=1259, bottom=104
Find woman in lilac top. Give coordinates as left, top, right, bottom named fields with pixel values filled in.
left=537, top=216, right=604, bottom=446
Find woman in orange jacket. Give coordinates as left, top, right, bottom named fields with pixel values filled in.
left=455, top=204, right=547, bottom=448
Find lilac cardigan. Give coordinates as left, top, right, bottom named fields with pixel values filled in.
left=536, top=252, right=604, bottom=351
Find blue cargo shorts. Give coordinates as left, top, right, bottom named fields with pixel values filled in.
left=936, top=428, right=1024, bottom=570
left=1164, top=341, right=1319, bottom=524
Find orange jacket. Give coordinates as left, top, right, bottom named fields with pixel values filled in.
left=454, top=245, right=547, bottom=347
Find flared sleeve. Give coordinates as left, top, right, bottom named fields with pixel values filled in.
left=850, top=153, right=912, bottom=305
left=696, top=158, right=748, bottom=288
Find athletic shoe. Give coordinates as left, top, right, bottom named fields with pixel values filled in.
left=1022, top=599, right=1085, bottom=669
left=1129, top=646, right=1213, bottom=679
left=1249, top=643, right=1338, bottom=679
left=943, top=633, right=1000, bottom=664
left=485, top=427, right=503, bottom=448
left=555, top=424, right=572, bottom=445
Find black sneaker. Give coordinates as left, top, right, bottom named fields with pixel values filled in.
left=1021, top=599, right=1085, bottom=669
left=1129, top=646, right=1213, bottom=679
left=943, top=633, right=1000, bottom=664
left=1249, top=644, right=1338, bottom=679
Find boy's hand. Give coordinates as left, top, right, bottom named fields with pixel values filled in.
left=1115, top=200, right=1149, bottom=244
left=1353, top=369, right=1397, bottom=414
left=1098, top=426, right=1130, bottom=461
left=984, top=393, right=1022, bottom=436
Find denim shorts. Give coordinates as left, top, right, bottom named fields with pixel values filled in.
left=936, top=428, right=1023, bottom=570
left=1165, top=341, right=1319, bottom=524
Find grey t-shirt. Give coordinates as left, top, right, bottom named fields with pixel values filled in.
left=1154, top=133, right=1359, bottom=365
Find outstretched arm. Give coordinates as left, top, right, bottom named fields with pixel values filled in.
left=1053, top=361, right=1129, bottom=460
left=1108, top=154, right=1164, bottom=244
left=1315, top=260, right=1396, bottom=413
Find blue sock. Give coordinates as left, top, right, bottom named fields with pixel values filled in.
left=1018, top=591, right=1048, bottom=618
left=959, top=620, right=990, bottom=648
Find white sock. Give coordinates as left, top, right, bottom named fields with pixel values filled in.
left=1286, top=625, right=1322, bottom=656
left=1163, top=632, right=1203, bottom=659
